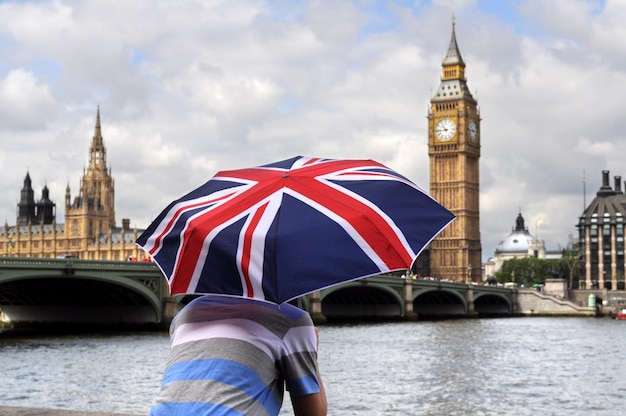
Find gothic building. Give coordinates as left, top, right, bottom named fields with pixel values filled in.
left=426, top=21, right=482, bottom=281
left=1, top=108, right=145, bottom=261
left=17, top=173, right=55, bottom=226
left=577, top=170, right=626, bottom=290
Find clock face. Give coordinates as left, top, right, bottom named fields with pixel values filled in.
left=435, top=118, right=456, bottom=141
left=469, top=119, right=478, bottom=142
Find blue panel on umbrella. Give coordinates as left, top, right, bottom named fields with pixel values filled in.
left=195, top=217, right=246, bottom=296
left=267, top=194, right=380, bottom=302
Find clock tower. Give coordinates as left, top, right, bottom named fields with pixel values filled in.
left=427, top=20, right=481, bottom=282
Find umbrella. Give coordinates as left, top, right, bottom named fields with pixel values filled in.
left=136, top=156, right=455, bottom=304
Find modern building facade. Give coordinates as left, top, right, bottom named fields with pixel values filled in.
left=577, top=170, right=626, bottom=290
left=0, top=108, right=146, bottom=261
left=427, top=21, right=482, bottom=282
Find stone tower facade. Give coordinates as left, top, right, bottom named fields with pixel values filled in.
left=427, top=21, right=482, bottom=281
left=17, top=173, right=56, bottom=226
left=65, top=107, right=116, bottom=245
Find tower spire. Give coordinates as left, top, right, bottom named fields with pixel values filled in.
left=432, top=18, right=474, bottom=103
left=442, top=15, right=465, bottom=67
left=89, top=105, right=106, bottom=167
left=95, top=104, right=102, bottom=141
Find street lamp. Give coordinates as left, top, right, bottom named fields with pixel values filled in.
left=467, top=265, right=472, bottom=283
left=6, top=237, right=15, bottom=256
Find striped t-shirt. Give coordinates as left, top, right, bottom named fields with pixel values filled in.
left=148, top=295, right=321, bottom=416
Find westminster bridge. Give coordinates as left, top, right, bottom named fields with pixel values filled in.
left=0, top=257, right=519, bottom=331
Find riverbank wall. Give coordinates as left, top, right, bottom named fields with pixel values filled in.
left=0, top=407, right=139, bottom=416
left=514, top=289, right=596, bottom=316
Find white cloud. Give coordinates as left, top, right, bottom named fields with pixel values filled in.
left=0, top=69, right=56, bottom=130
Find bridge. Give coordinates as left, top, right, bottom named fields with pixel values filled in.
left=0, top=258, right=515, bottom=331
left=307, top=275, right=513, bottom=321
left=0, top=257, right=166, bottom=331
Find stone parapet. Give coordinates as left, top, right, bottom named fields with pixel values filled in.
left=0, top=407, right=139, bottom=416
left=515, top=289, right=596, bottom=316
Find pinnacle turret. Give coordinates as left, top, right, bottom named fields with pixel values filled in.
left=89, top=105, right=107, bottom=167
left=442, top=18, right=465, bottom=67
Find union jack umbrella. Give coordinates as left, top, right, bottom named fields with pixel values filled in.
left=136, top=156, right=455, bottom=304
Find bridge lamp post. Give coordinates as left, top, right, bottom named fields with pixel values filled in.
left=6, top=237, right=15, bottom=257
left=467, top=265, right=472, bottom=283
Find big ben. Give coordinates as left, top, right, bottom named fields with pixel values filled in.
left=428, top=20, right=481, bottom=281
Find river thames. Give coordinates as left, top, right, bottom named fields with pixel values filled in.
left=1, top=317, right=624, bottom=415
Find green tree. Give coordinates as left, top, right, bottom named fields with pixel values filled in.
left=495, top=257, right=562, bottom=287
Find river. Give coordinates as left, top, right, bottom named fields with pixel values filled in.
left=1, top=317, right=624, bottom=415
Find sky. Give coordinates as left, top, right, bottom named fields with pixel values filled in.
left=0, top=0, right=623, bottom=263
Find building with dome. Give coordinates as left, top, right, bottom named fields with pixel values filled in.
left=577, top=170, right=626, bottom=290
left=0, top=108, right=146, bottom=261
left=484, top=211, right=562, bottom=279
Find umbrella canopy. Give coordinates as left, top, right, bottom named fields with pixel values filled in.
left=136, top=156, right=455, bottom=304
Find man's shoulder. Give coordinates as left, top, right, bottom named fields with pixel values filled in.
left=183, top=295, right=311, bottom=323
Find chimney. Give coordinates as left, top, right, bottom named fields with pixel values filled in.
left=598, top=170, right=614, bottom=196
left=122, top=218, right=130, bottom=230
left=615, top=176, right=623, bottom=193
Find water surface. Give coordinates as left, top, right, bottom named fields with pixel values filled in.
left=1, top=318, right=624, bottom=415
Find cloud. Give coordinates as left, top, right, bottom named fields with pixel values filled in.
left=0, top=69, right=56, bottom=130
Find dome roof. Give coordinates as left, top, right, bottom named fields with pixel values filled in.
left=495, top=212, right=535, bottom=254
left=579, top=170, right=626, bottom=226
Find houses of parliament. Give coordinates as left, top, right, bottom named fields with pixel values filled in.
left=0, top=108, right=146, bottom=261
left=0, top=21, right=482, bottom=281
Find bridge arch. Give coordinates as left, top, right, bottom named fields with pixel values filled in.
left=413, top=288, right=467, bottom=317
left=473, top=292, right=512, bottom=315
left=320, top=281, right=403, bottom=319
left=0, top=259, right=163, bottom=329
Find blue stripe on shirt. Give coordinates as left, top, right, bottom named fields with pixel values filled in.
left=286, top=373, right=321, bottom=396
left=161, top=358, right=281, bottom=414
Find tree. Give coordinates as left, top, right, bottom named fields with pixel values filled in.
left=494, top=257, right=562, bottom=287
left=558, top=248, right=580, bottom=289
